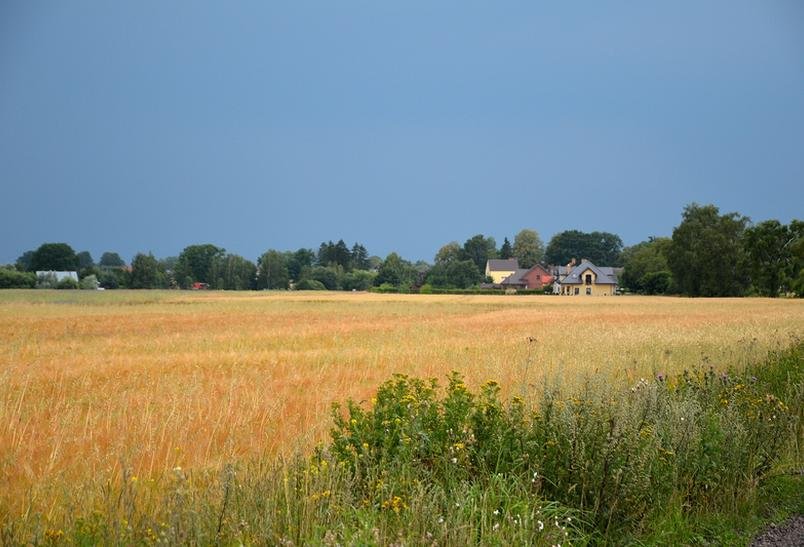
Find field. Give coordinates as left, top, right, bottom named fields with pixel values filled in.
left=1, top=290, right=802, bottom=535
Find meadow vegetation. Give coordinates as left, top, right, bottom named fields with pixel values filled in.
left=0, top=290, right=802, bottom=543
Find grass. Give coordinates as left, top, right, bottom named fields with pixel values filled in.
left=0, top=290, right=802, bottom=542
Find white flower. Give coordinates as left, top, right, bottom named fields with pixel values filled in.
left=493, top=509, right=499, bottom=516
left=493, top=523, right=500, bottom=531
left=451, top=457, right=458, bottom=464
left=438, top=517, right=444, bottom=524
left=537, top=520, right=544, bottom=531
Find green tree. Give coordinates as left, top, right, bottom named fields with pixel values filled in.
left=210, top=254, right=257, bottom=290
left=30, top=243, right=79, bottom=272
left=0, top=268, right=36, bottom=288
left=286, top=248, right=316, bottom=281
left=621, top=238, right=672, bottom=294
left=426, top=259, right=481, bottom=288
left=350, top=243, right=370, bottom=270
left=175, top=244, right=225, bottom=288
left=743, top=220, right=799, bottom=297
left=545, top=230, right=623, bottom=266
left=130, top=253, right=162, bottom=289
left=460, top=235, right=497, bottom=273
left=76, top=251, right=94, bottom=270
left=499, top=237, right=513, bottom=259
left=99, top=252, right=126, bottom=268
left=375, top=253, right=417, bottom=288
left=667, top=203, right=750, bottom=297
left=257, top=250, right=290, bottom=289
left=512, top=229, right=544, bottom=268
left=434, top=242, right=461, bottom=264
left=341, top=270, right=376, bottom=291
left=15, top=250, right=35, bottom=272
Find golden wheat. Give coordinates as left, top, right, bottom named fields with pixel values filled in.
left=0, top=290, right=801, bottom=518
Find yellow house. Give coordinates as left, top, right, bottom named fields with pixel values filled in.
left=485, top=259, right=519, bottom=284
left=559, top=260, right=619, bottom=296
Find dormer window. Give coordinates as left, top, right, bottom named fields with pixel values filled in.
left=584, top=273, right=593, bottom=285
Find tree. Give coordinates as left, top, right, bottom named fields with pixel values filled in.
left=375, top=253, right=417, bottom=288
left=350, top=243, right=370, bottom=270
left=0, top=268, right=35, bottom=288
left=99, top=252, right=126, bottom=268
left=743, top=220, right=801, bottom=297
left=77, top=251, right=94, bottom=270
left=426, top=259, right=482, bottom=288
left=286, top=248, right=315, bottom=281
left=544, top=230, right=623, bottom=266
left=30, top=243, right=79, bottom=272
left=499, top=238, right=513, bottom=259
left=513, top=229, right=544, bottom=268
left=257, top=250, right=290, bottom=289
left=341, top=270, right=376, bottom=291
left=15, top=250, right=35, bottom=272
left=460, top=235, right=497, bottom=273
left=666, top=203, right=749, bottom=297
left=621, top=238, right=672, bottom=294
left=434, top=242, right=461, bottom=264
left=210, top=254, right=257, bottom=290
left=130, top=253, right=162, bottom=289
left=175, top=244, right=225, bottom=288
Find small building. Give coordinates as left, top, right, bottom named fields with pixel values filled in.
left=500, top=264, right=554, bottom=290
left=485, top=259, right=519, bottom=284
left=558, top=260, right=619, bottom=296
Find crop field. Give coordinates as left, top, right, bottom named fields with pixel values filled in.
left=1, top=290, right=802, bottom=524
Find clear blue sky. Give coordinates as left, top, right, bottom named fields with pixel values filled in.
left=1, top=1, right=802, bottom=264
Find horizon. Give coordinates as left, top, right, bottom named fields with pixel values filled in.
left=2, top=1, right=803, bottom=264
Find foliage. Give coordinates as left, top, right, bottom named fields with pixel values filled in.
left=257, top=250, right=290, bottom=290
left=500, top=237, right=513, bottom=259
left=130, top=253, right=163, bottom=289
left=285, top=248, right=315, bottom=281
left=743, top=219, right=801, bottom=297
left=621, top=237, right=673, bottom=294
left=99, top=252, right=126, bottom=268
left=513, top=229, right=545, bottom=268
left=29, top=243, right=79, bottom=272
left=460, top=234, right=497, bottom=273
left=341, top=270, right=376, bottom=291
left=15, top=250, right=34, bottom=272
left=305, top=266, right=340, bottom=290
left=76, top=251, right=94, bottom=270
left=56, top=277, right=79, bottom=289
left=209, top=254, right=256, bottom=290
left=351, top=243, right=370, bottom=270
left=79, top=275, right=99, bottom=290
left=295, top=278, right=327, bottom=290
left=667, top=203, right=750, bottom=297
left=545, top=230, right=623, bottom=266
left=434, top=241, right=462, bottom=264
left=175, top=244, right=225, bottom=288
left=0, top=268, right=36, bottom=288
left=426, top=259, right=482, bottom=289
left=375, top=253, right=417, bottom=288
left=98, top=268, right=129, bottom=289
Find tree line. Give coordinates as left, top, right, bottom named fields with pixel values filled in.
left=2, top=203, right=801, bottom=297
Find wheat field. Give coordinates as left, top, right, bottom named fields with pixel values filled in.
left=1, top=290, right=802, bottom=518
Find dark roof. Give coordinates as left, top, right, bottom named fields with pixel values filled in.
left=500, top=268, right=530, bottom=285
left=560, top=260, right=618, bottom=285
left=486, top=259, right=519, bottom=271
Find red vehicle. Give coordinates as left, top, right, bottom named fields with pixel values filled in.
left=191, top=282, right=209, bottom=290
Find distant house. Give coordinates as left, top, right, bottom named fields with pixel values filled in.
left=500, top=264, right=554, bottom=290
left=485, top=259, right=519, bottom=284
left=556, top=260, right=619, bottom=296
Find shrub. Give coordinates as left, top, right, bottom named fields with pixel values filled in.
left=295, top=278, right=326, bottom=291
left=79, top=275, right=99, bottom=290
left=56, top=277, right=79, bottom=289
left=0, top=267, right=35, bottom=288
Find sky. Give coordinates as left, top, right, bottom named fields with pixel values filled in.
left=1, top=1, right=803, bottom=264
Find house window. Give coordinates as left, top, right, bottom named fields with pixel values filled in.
left=584, top=274, right=592, bottom=285
left=574, top=287, right=579, bottom=295
left=586, top=287, right=592, bottom=295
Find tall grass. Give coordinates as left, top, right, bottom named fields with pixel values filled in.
left=3, top=342, right=800, bottom=545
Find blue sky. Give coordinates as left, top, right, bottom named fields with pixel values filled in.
left=1, top=1, right=802, bottom=264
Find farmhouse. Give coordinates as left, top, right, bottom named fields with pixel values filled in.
left=485, top=259, right=519, bottom=284
left=500, top=264, right=554, bottom=290
left=557, top=260, right=619, bottom=296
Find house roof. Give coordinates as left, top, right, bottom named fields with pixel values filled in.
left=560, top=260, right=619, bottom=285
left=500, top=268, right=530, bottom=285
left=486, top=259, right=519, bottom=271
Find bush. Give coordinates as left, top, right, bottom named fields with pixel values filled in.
left=295, top=278, right=326, bottom=291
left=79, top=275, right=99, bottom=290
left=0, top=268, right=35, bottom=288
left=56, top=277, right=79, bottom=289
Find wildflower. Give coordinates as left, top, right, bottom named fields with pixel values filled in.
left=493, top=523, right=500, bottom=531
left=493, top=509, right=499, bottom=516
left=451, top=457, right=458, bottom=464
left=438, top=516, right=445, bottom=524
left=537, top=520, right=544, bottom=531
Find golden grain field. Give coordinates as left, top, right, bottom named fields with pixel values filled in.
left=1, top=290, right=802, bottom=518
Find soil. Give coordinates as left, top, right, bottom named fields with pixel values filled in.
left=751, top=515, right=804, bottom=547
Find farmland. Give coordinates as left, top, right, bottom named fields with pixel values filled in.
left=1, top=290, right=802, bottom=541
